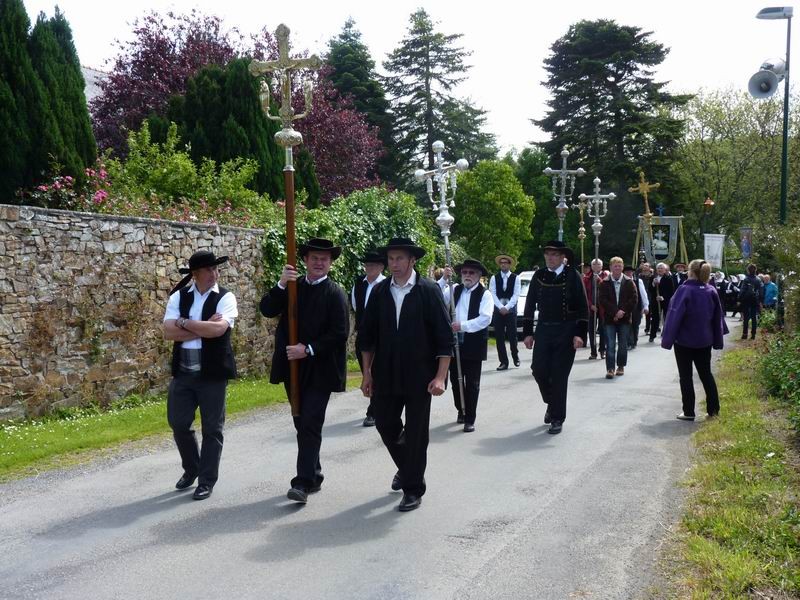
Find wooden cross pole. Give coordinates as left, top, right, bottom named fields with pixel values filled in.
left=249, top=25, right=322, bottom=417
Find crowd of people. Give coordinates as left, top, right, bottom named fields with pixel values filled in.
left=159, top=238, right=774, bottom=511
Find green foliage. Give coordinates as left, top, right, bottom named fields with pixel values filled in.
left=761, top=333, right=800, bottom=431
left=383, top=8, right=496, bottom=183
left=327, top=19, right=396, bottom=182
left=754, top=219, right=800, bottom=330
left=260, top=186, right=438, bottom=289
left=452, top=160, right=535, bottom=268
left=676, top=349, right=800, bottom=597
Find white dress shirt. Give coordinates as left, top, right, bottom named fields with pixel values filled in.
left=164, top=283, right=238, bottom=350
left=549, top=264, right=565, bottom=276
left=441, top=281, right=493, bottom=333
left=637, top=278, right=649, bottom=311
left=390, top=271, right=417, bottom=327
left=489, top=270, right=522, bottom=310
left=351, top=273, right=387, bottom=311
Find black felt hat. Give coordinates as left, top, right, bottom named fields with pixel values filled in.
left=455, top=258, right=489, bottom=276
left=378, top=237, right=426, bottom=259
left=541, top=240, right=575, bottom=266
left=299, top=238, right=342, bottom=261
left=178, top=251, right=229, bottom=274
left=359, top=249, right=387, bottom=266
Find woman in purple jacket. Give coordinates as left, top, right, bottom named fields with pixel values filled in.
left=661, top=259, right=729, bottom=420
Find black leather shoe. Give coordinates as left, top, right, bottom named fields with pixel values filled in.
left=456, top=413, right=465, bottom=424
left=513, top=357, right=520, bottom=367
left=463, top=423, right=475, bottom=433
left=308, top=483, right=322, bottom=493
left=192, top=484, right=212, bottom=500
left=588, top=354, right=598, bottom=360
left=287, top=487, right=308, bottom=503
left=362, top=415, right=376, bottom=427
left=399, top=494, right=422, bottom=512
left=175, top=473, right=197, bottom=490
left=391, top=471, right=402, bottom=491
left=544, top=409, right=551, bottom=424
left=547, top=421, right=563, bottom=434
left=496, top=364, right=508, bottom=371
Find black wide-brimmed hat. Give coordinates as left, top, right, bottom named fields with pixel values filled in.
left=178, top=250, right=229, bottom=274
left=623, top=264, right=635, bottom=273
left=456, top=258, right=489, bottom=276
left=541, top=240, right=575, bottom=266
left=378, top=237, right=426, bottom=259
left=299, top=238, right=342, bottom=260
left=359, top=249, right=387, bottom=266
left=171, top=251, right=229, bottom=295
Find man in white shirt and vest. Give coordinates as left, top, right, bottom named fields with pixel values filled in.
left=163, top=251, right=239, bottom=500
left=351, top=250, right=387, bottom=427
left=489, top=254, right=521, bottom=370
left=439, top=259, right=494, bottom=432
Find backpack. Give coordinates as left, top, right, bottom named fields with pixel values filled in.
left=739, top=278, right=757, bottom=303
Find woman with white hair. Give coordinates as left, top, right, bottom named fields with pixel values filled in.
left=660, top=259, right=729, bottom=420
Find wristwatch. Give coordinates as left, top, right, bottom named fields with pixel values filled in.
left=304, top=345, right=312, bottom=356
left=178, top=317, right=187, bottom=329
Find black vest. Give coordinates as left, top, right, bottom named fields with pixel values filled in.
left=170, top=286, right=237, bottom=380
left=494, top=272, right=517, bottom=300
left=353, top=277, right=369, bottom=330
left=453, top=284, right=489, bottom=361
left=535, top=269, right=582, bottom=322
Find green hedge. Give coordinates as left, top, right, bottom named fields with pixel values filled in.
left=761, top=332, right=800, bottom=431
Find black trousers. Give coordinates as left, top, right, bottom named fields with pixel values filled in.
left=588, top=312, right=606, bottom=355
left=167, top=374, right=227, bottom=487
left=649, top=301, right=662, bottom=340
left=493, top=309, right=518, bottom=365
left=628, top=309, right=643, bottom=348
left=355, top=345, right=374, bottom=417
left=450, top=358, right=483, bottom=424
left=742, top=303, right=759, bottom=338
left=532, top=322, right=577, bottom=422
left=373, top=392, right=431, bottom=497
left=286, top=385, right=332, bottom=490
left=673, top=344, right=720, bottom=416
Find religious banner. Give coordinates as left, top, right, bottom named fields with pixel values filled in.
left=704, top=233, right=726, bottom=268
left=637, top=215, right=686, bottom=265
left=740, top=227, right=753, bottom=259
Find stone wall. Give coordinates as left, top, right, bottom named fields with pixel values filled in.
left=0, top=205, right=272, bottom=420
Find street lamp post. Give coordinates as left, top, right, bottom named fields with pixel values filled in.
left=414, top=141, right=469, bottom=415
left=749, top=6, right=793, bottom=328
left=543, top=148, right=585, bottom=242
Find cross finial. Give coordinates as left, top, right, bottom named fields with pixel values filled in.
left=249, top=24, right=323, bottom=146
left=628, top=170, right=661, bottom=218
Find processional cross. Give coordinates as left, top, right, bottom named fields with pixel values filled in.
left=249, top=25, right=322, bottom=417
left=628, top=170, right=661, bottom=264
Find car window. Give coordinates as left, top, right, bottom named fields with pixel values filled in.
left=520, top=279, right=531, bottom=297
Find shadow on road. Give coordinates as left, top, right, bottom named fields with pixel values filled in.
left=638, top=418, right=698, bottom=440
left=473, top=427, right=554, bottom=456
left=243, top=494, right=401, bottom=563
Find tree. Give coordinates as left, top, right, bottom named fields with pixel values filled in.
left=536, top=20, right=690, bottom=259
left=90, top=10, right=238, bottom=155
left=28, top=9, right=96, bottom=182
left=452, top=160, right=535, bottom=268
left=383, top=8, right=497, bottom=183
left=326, top=19, right=395, bottom=183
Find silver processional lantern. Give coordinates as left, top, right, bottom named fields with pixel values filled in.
left=543, top=148, right=585, bottom=242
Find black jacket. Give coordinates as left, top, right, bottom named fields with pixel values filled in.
left=260, top=278, right=349, bottom=393
left=522, top=267, right=589, bottom=343
left=357, top=274, right=453, bottom=397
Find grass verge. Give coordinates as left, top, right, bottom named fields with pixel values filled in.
left=665, top=347, right=800, bottom=598
left=0, top=373, right=363, bottom=483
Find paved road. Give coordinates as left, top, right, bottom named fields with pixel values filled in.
left=1, top=321, right=734, bottom=600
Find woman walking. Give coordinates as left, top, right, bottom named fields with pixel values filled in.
left=660, top=259, right=729, bottom=420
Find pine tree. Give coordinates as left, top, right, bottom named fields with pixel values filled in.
left=29, top=9, right=96, bottom=182
left=535, top=20, right=690, bottom=259
left=383, top=8, right=496, bottom=182
left=326, top=19, right=395, bottom=183
left=0, top=0, right=59, bottom=200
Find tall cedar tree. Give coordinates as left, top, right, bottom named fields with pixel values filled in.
left=326, top=19, right=395, bottom=183
left=29, top=9, right=96, bottom=183
left=535, top=20, right=690, bottom=260
left=383, top=8, right=496, bottom=183
left=152, top=58, right=320, bottom=204
left=90, top=11, right=237, bottom=156
left=0, top=0, right=61, bottom=200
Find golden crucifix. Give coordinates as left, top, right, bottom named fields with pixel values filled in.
left=249, top=24, right=321, bottom=418
left=629, top=170, right=661, bottom=266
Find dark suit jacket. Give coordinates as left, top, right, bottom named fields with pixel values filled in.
left=598, top=275, right=638, bottom=325
left=260, top=278, right=349, bottom=393
left=357, top=273, right=453, bottom=397
left=653, top=273, right=676, bottom=311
